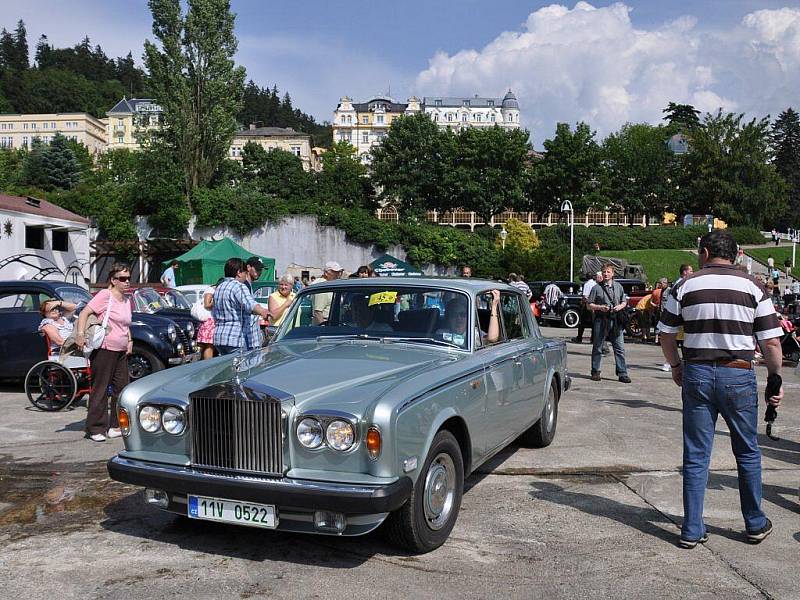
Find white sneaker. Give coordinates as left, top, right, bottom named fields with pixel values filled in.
left=89, top=433, right=106, bottom=442
left=661, top=363, right=671, bottom=372
left=107, top=428, right=123, bottom=439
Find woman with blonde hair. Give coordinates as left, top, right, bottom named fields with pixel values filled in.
left=268, top=274, right=296, bottom=328
left=76, top=263, right=132, bottom=442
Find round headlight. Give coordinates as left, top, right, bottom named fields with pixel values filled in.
left=297, top=418, right=323, bottom=449
left=167, top=324, right=177, bottom=342
left=186, top=322, right=195, bottom=337
left=326, top=420, right=355, bottom=451
left=162, top=407, right=185, bottom=435
left=139, top=406, right=161, bottom=433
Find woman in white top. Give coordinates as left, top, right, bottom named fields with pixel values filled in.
left=38, top=299, right=78, bottom=356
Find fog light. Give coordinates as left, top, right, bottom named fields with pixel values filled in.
left=144, top=488, right=169, bottom=508
left=314, top=510, right=346, bottom=534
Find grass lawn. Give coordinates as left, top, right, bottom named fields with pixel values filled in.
left=746, top=246, right=796, bottom=268
left=602, top=249, right=698, bottom=284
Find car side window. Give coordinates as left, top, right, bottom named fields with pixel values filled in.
left=0, top=292, right=45, bottom=312
left=476, top=291, right=507, bottom=347
left=500, top=293, right=529, bottom=340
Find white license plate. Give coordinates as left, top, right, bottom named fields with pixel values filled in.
left=188, top=495, right=277, bottom=529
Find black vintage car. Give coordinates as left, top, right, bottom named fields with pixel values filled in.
left=0, top=281, right=196, bottom=382
left=529, top=280, right=583, bottom=328
left=130, top=287, right=199, bottom=355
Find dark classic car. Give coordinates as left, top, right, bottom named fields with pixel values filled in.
left=0, top=281, right=195, bottom=381
left=108, top=278, right=570, bottom=552
left=130, top=287, right=199, bottom=355
left=529, top=280, right=583, bottom=328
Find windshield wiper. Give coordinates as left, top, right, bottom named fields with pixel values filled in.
left=384, top=337, right=462, bottom=349
left=315, top=334, right=384, bottom=342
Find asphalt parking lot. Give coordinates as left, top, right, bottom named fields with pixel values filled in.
left=1, top=327, right=798, bottom=599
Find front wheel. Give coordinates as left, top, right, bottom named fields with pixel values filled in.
left=128, top=344, right=165, bottom=381
left=385, top=430, right=464, bottom=553
left=561, top=308, right=580, bottom=328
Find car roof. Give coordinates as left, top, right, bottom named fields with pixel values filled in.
left=0, top=280, right=86, bottom=291
left=303, top=276, right=518, bottom=295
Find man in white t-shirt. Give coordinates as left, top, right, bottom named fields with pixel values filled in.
left=573, top=272, right=602, bottom=343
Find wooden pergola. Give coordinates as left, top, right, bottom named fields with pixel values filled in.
left=90, top=238, right=198, bottom=284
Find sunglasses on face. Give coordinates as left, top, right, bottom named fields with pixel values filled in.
left=114, top=275, right=131, bottom=282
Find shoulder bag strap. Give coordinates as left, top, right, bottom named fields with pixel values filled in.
left=102, top=292, right=113, bottom=330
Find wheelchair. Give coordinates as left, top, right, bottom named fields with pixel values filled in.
left=24, top=338, right=92, bottom=412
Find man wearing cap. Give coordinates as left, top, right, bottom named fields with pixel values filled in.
left=244, top=256, right=266, bottom=346
left=312, top=261, right=344, bottom=324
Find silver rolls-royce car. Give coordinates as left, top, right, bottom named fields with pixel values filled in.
left=108, top=278, right=570, bottom=552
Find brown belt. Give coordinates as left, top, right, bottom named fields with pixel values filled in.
left=687, top=359, right=753, bottom=370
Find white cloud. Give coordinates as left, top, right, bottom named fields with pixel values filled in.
left=414, top=2, right=800, bottom=145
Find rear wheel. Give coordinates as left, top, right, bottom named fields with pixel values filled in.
left=25, top=361, right=77, bottom=411
left=385, top=430, right=464, bottom=553
left=520, top=382, right=559, bottom=448
left=626, top=316, right=642, bottom=338
left=128, top=344, right=164, bottom=381
left=561, top=308, right=580, bottom=328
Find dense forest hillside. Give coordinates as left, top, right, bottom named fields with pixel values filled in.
left=0, top=20, right=331, bottom=145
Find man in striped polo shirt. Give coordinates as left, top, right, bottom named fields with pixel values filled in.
left=659, top=230, right=784, bottom=548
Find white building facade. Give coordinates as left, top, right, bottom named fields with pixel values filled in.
left=0, top=194, right=90, bottom=285
left=332, top=91, right=521, bottom=162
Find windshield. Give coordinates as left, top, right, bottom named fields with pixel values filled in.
left=273, top=285, right=473, bottom=350
left=55, top=286, right=92, bottom=306
left=163, top=289, right=191, bottom=309
left=132, top=288, right=166, bottom=313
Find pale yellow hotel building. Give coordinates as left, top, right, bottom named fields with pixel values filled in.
left=0, top=112, right=107, bottom=155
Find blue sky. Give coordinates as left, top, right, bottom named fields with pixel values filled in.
left=7, top=1, right=800, bottom=145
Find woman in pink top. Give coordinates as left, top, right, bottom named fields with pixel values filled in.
left=76, top=263, right=133, bottom=442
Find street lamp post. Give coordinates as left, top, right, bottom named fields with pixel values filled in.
left=561, top=199, right=574, bottom=283
left=499, top=226, right=508, bottom=250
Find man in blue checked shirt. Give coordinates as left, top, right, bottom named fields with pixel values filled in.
left=212, top=258, right=271, bottom=355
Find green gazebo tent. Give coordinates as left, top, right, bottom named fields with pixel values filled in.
left=163, top=238, right=275, bottom=285
left=369, top=253, right=423, bottom=277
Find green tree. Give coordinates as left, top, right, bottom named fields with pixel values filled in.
left=20, top=135, right=82, bottom=190
left=450, top=126, right=530, bottom=225
left=240, top=142, right=312, bottom=199
left=317, top=141, right=371, bottom=207
left=529, top=122, right=605, bottom=216
left=771, top=108, right=800, bottom=228
left=370, top=113, right=454, bottom=219
left=662, top=102, right=701, bottom=131
left=497, top=217, right=540, bottom=251
left=144, top=0, right=246, bottom=196
left=602, top=123, right=673, bottom=224
left=683, top=110, right=787, bottom=227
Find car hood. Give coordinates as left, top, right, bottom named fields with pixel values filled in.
left=204, top=340, right=460, bottom=414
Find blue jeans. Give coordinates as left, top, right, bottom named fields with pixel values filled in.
left=591, top=316, right=628, bottom=376
left=681, top=363, right=767, bottom=540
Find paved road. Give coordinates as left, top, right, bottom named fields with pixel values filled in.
left=1, top=329, right=798, bottom=599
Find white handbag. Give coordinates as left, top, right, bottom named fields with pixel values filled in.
left=85, top=294, right=113, bottom=351
left=190, top=300, right=211, bottom=322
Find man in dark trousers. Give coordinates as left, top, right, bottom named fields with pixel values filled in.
left=659, top=230, right=784, bottom=549
left=587, top=264, right=630, bottom=383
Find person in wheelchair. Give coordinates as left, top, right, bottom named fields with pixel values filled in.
left=38, top=299, right=79, bottom=358
left=436, top=290, right=500, bottom=348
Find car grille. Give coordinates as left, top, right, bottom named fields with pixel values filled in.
left=175, top=326, right=190, bottom=352
left=190, top=395, right=284, bottom=477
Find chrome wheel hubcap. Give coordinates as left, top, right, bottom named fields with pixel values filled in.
left=423, top=453, right=456, bottom=530
left=545, top=388, right=556, bottom=432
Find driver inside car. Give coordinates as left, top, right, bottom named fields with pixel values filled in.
left=436, top=290, right=501, bottom=348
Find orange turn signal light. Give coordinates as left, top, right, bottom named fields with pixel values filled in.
left=366, top=426, right=381, bottom=459
left=118, top=407, right=130, bottom=435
